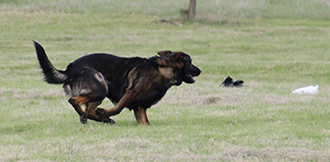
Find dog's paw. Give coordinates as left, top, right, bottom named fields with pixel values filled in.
left=101, top=118, right=116, bottom=125
left=108, top=118, right=116, bottom=125
left=80, top=116, right=87, bottom=124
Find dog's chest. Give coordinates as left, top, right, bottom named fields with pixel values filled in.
left=128, top=89, right=169, bottom=109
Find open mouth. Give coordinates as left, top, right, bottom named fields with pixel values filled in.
left=185, top=73, right=195, bottom=83
left=183, top=65, right=201, bottom=84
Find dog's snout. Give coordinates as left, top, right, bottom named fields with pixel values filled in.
left=191, top=65, right=201, bottom=76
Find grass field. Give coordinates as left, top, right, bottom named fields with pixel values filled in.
left=1, top=0, right=330, bottom=161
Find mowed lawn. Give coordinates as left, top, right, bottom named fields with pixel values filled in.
left=1, top=0, right=330, bottom=161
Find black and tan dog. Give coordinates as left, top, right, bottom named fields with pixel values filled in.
left=33, top=41, right=201, bottom=125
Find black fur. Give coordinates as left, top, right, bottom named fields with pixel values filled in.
left=221, top=76, right=244, bottom=87
left=34, top=41, right=201, bottom=125
left=33, top=41, right=67, bottom=83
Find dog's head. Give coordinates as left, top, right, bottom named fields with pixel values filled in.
left=156, top=50, right=201, bottom=85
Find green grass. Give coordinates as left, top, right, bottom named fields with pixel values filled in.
left=1, top=0, right=330, bottom=161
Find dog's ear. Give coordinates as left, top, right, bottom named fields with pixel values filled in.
left=157, top=50, right=172, bottom=56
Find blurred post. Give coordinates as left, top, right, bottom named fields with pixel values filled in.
left=187, top=0, right=196, bottom=19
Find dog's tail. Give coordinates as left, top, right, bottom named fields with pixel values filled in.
left=33, top=41, right=68, bottom=84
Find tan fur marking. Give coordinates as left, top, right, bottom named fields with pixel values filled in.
left=94, top=73, right=104, bottom=82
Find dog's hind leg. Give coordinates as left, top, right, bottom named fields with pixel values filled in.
left=133, top=106, right=150, bottom=126
left=69, top=96, right=90, bottom=124
left=69, top=71, right=109, bottom=124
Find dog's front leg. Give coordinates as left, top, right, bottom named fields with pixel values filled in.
left=85, top=102, right=116, bottom=125
left=133, top=106, right=150, bottom=126
left=95, top=89, right=136, bottom=119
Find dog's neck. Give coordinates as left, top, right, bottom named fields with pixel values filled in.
left=149, top=56, right=173, bottom=67
left=149, top=56, right=180, bottom=85
left=157, top=67, right=177, bottom=84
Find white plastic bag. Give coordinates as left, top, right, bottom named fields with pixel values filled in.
left=292, top=85, right=319, bottom=94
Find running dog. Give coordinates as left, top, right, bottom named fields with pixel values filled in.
left=33, top=41, right=201, bottom=125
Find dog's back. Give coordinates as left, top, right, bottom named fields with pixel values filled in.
left=34, top=41, right=201, bottom=125
left=66, top=53, right=146, bottom=75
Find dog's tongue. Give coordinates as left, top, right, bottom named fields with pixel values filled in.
left=188, top=74, right=195, bottom=82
